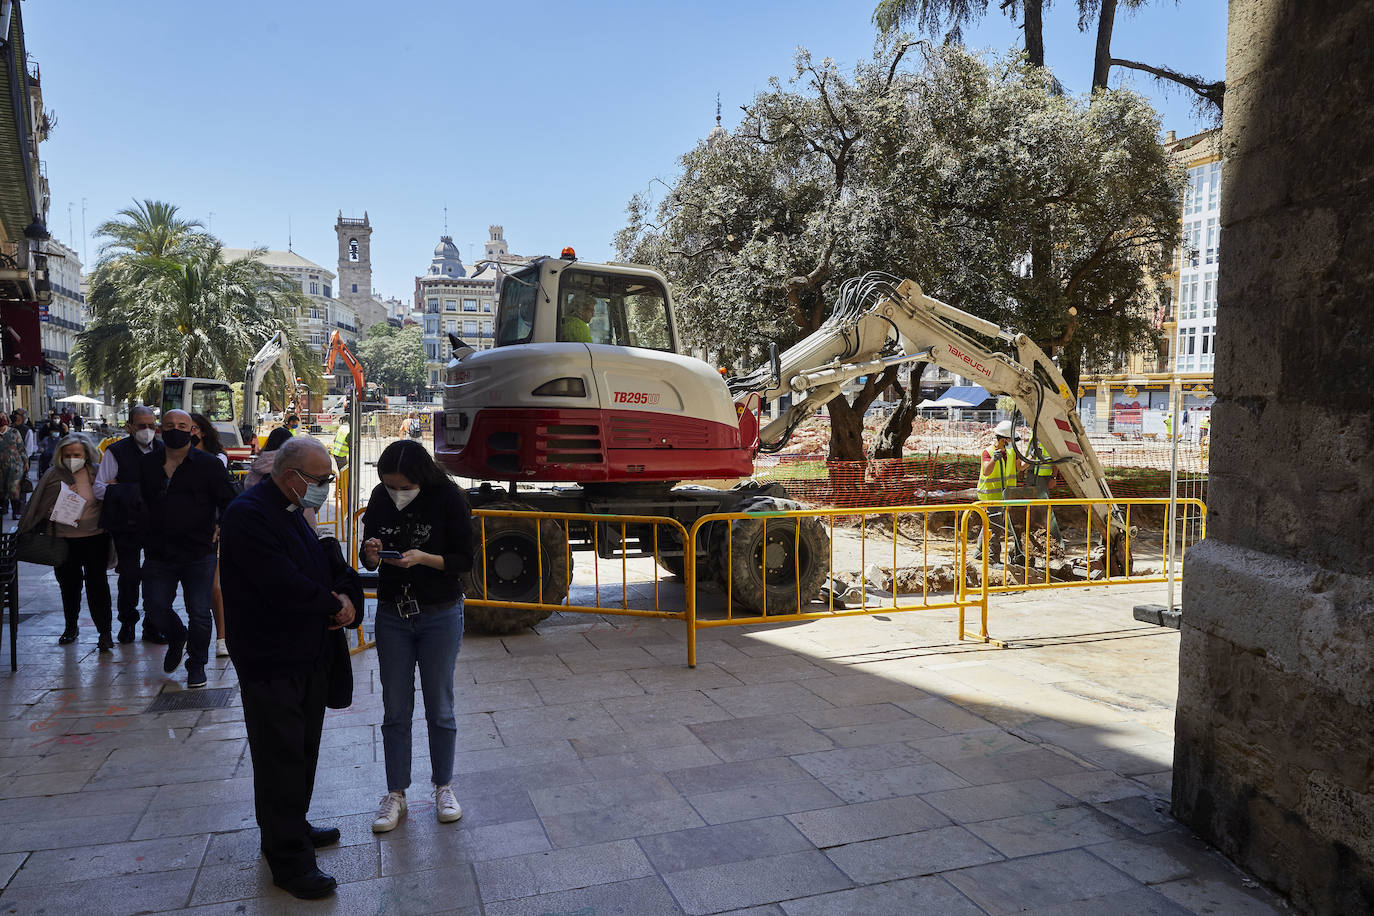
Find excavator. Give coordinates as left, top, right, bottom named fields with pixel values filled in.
left=439, top=254, right=1130, bottom=634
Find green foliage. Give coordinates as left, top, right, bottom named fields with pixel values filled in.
left=357, top=323, right=424, bottom=394
left=617, top=40, right=1182, bottom=458
left=72, top=200, right=320, bottom=406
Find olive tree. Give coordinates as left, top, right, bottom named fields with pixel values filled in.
left=618, top=40, right=1181, bottom=460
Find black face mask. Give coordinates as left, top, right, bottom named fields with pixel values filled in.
left=162, top=428, right=193, bottom=449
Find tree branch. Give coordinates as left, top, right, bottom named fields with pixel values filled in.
left=1109, top=57, right=1225, bottom=112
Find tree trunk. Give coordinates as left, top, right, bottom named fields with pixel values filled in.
left=1092, top=0, right=1119, bottom=90
left=871, top=363, right=926, bottom=460
left=1060, top=349, right=1081, bottom=395
left=1024, top=0, right=1045, bottom=68
left=826, top=397, right=866, bottom=462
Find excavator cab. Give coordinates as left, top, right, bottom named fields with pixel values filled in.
left=160, top=376, right=246, bottom=459
left=493, top=259, right=678, bottom=353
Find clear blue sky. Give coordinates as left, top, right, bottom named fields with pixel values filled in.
left=26, top=0, right=1226, bottom=303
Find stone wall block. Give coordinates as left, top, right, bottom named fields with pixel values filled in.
left=1182, top=540, right=1374, bottom=709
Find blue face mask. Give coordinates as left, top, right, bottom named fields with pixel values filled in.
left=293, top=470, right=331, bottom=510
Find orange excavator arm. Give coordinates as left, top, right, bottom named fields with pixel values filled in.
left=324, top=329, right=365, bottom=393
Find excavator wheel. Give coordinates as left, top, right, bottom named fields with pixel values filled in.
left=463, top=499, right=570, bottom=635
left=712, top=496, right=829, bottom=614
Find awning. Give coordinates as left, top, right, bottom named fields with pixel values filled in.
left=924, top=385, right=992, bottom=408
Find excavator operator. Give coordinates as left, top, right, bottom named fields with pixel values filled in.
left=560, top=292, right=595, bottom=344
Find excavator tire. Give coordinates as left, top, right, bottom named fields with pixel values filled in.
left=463, top=499, right=569, bottom=635
left=713, top=496, right=829, bottom=614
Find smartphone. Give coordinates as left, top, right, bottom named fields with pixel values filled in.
left=378, top=549, right=403, bottom=559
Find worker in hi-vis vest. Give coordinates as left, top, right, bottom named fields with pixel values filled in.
left=975, top=419, right=1023, bottom=564
left=1031, top=441, right=1064, bottom=549
left=330, top=419, right=350, bottom=471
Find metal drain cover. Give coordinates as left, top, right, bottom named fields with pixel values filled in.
left=145, top=687, right=236, bottom=712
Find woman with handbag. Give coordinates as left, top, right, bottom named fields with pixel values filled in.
left=18, top=434, right=114, bottom=649
left=359, top=439, right=474, bottom=833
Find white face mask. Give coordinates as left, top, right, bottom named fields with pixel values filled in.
left=64, top=457, right=86, bottom=473
left=388, top=487, right=420, bottom=510
left=133, top=428, right=156, bottom=446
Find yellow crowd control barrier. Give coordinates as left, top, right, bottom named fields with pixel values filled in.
left=468, top=508, right=698, bottom=654
left=973, top=496, right=1206, bottom=597
left=686, top=503, right=995, bottom=654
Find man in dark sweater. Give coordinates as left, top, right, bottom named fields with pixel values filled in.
left=219, top=436, right=358, bottom=901
left=94, top=405, right=166, bottom=643
left=139, top=409, right=237, bottom=687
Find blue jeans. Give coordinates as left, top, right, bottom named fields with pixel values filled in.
left=375, top=597, right=463, bottom=792
left=142, top=554, right=217, bottom=669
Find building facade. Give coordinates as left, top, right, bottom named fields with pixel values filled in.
left=39, top=239, right=83, bottom=403
left=413, top=235, right=499, bottom=392
left=1075, top=127, right=1221, bottom=437
left=0, top=3, right=58, bottom=417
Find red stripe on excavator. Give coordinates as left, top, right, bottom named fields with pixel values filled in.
left=1055, top=418, right=1073, bottom=432
left=1065, top=442, right=1083, bottom=454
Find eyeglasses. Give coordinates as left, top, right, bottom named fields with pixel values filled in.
left=294, top=469, right=336, bottom=486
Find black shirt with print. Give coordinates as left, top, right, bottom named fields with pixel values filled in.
left=360, top=482, right=474, bottom=604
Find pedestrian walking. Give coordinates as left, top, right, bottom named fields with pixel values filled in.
left=192, top=412, right=232, bottom=657
left=0, top=415, right=27, bottom=520
left=94, top=406, right=167, bottom=644
left=18, top=434, right=114, bottom=649
left=219, top=436, right=361, bottom=900
left=405, top=410, right=422, bottom=439
left=139, top=409, right=236, bottom=689
left=360, top=439, right=474, bottom=833
left=191, top=413, right=230, bottom=466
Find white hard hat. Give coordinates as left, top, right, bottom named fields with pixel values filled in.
left=994, top=420, right=1014, bottom=438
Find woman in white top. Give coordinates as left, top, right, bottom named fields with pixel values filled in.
left=191, top=413, right=230, bottom=466
left=17, top=434, right=113, bottom=649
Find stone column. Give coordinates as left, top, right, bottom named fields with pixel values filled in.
left=1173, top=3, right=1374, bottom=914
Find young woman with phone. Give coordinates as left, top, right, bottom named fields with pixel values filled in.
left=359, top=439, right=474, bottom=833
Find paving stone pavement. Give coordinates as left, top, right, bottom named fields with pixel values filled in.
left=0, top=550, right=1291, bottom=915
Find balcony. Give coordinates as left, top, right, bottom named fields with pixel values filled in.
left=336, top=321, right=358, bottom=334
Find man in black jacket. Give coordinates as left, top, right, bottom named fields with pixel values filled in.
left=219, top=436, right=359, bottom=901
left=139, top=409, right=237, bottom=688
left=94, top=405, right=165, bottom=643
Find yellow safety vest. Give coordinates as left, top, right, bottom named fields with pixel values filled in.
left=977, top=447, right=1018, bottom=501
left=1035, top=443, right=1054, bottom=478
left=330, top=426, right=350, bottom=457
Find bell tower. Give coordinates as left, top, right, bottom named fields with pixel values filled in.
left=335, top=210, right=372, bottom=304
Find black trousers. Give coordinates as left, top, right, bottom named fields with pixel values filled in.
left=54, top=532, right=113, bottom=633
left=239, top=652, right=329, bottom=880
left=112, top=532, right=146, bottom=627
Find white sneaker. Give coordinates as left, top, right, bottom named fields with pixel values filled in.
left=215, top=638, right=229, bottom=657
left=371, top=791, right=406, bottom=833
left=434, top=785, right=462, bottom=823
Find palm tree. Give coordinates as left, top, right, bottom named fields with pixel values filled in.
left=93, top=199, right=206, bottom=262
left=73, top=204, right=320, bottom=405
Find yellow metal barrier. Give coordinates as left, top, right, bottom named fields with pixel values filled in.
left=971, top=496, right=1206, bottom=595
left=343, top=497, right=1201, bottom=663
left=469, top=509, right=697, bottom=662
left=686, top=504, right=994, bottom=653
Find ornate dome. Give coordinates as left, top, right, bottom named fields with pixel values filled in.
left=430, top=235, right=465, bottom=278
left=434, top=236, right=460, bottom=259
